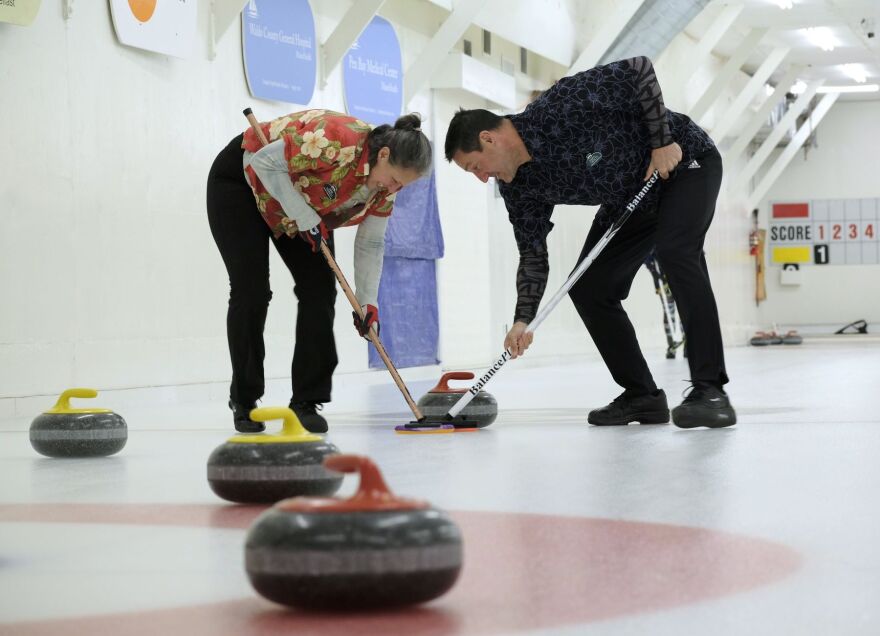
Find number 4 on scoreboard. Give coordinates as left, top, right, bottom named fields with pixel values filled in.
left=814, top=244, right=829, bottom=265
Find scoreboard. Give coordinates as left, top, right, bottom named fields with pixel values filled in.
left=768, top=199, right=879, bottom=265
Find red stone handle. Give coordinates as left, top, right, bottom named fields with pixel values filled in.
left=277, top=454, right=429, bottom=512
left=430, top=371, right=475, bottom=393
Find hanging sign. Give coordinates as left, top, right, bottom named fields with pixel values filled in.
left=0, top=0, right=42, bottom=26
left=342, top=16, right=402, bottom=126
left=109, top=0, right=198, bottom=59
left=241, top=0, right=316, bottom=104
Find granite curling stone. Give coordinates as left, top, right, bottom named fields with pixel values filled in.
left=245, top=454, right=463, bottom=610
left=29, top=388, right=127, bottom=458
left=207, top=406, right=342, bottom=504
left=417, top=371, right=498, bottom=429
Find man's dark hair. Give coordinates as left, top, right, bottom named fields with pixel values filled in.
left=444, top=108, right=505, bottom=162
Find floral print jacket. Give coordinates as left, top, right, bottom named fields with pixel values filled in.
left=241, top=109, right=395, bottom=238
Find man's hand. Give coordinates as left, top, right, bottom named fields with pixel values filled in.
left=298, top=221, right=329, bottom=253
left=645, top=142, right=682, bottom=180
left=352, top=304, right=379, bottom=339
left=504, top=321, right=534, bottom=358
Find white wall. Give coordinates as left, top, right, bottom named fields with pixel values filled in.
left=0, top=0, right=439, bottom=402
left=756, top=100, right=880, bottom=329
left=0, top=1, right=813, bottom=407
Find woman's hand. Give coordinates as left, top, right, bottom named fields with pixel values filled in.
left=645, top=142, right=682, bottom=180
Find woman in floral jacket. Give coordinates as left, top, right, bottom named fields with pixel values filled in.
left=207, top=110, right=431, bottom=433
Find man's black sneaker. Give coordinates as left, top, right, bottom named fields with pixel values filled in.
left=672, top=384, right=737, bottom=429
left=229, top=400, right=265, bottom=434
left=290, top=401, right=328, bottom=433
left=588, top=390, right=670, bottom=426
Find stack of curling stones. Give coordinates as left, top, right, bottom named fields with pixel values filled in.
left=207, top=406, right=342, bottom=504
left=30, top=388, right=127, bottom=458
left=417, top=371, right=498, bottom=428
left=245, top=454, right=463, bottom=610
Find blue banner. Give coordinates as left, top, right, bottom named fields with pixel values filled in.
left=242, top=0, right=316, bottom=105
left=368, top=171, right=443, bottom=369
left=343, top=16, right=402, bottom=126
left=369, top=258, right=440, bottom=369
left=384, top=171, right=444, bottom=260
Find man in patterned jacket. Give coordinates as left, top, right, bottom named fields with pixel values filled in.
left=444, top=57, right=735, bottom=429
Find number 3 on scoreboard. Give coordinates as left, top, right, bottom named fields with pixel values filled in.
left=814, top=244, right=829, bottom=265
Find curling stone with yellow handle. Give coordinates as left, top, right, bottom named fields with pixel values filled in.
left=29, top=389, right=128, bottom=458
left=245, top=454, right=463, bottom=610
left=207, top=407, right=343, bottom=504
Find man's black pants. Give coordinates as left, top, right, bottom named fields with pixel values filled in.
left=206, top=134, right=337, bottom=406
left=569, top=147, right=728, bottom=396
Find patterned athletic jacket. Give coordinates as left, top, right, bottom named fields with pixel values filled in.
left=241, top=110, right=394, bottom=238
left=498, top=57, right=715, bottom=323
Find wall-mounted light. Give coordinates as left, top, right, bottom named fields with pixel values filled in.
left=790, top=79, right=807, bottom=94
left=803, top=27, right=836, bottom=51
left=764, top=83, right=775, bottom=96
left=772, top=0, right=793, bottom=9
left=840, top=64, right=867, bottom=83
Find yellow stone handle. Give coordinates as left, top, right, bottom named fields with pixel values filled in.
left=53, top=388, right=98, bottom=411
left=250, top=406, right=310, bottom=437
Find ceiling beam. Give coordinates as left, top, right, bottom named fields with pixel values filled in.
left=710, top=45, right=790, bottom=142
left=730, top=78, right=824, bottom=194
left=321, top=0, right=388, bottom=88
left=567, top=0, right=648, bottom=75
left=725, top=63, right=803, bottom=164
left=690, top=27, right=768, bottom=122
left=404, top=0, right=490, bottom=105
left=680, top=3, right=744, bottom=81
left=209, top=0, right=249, bottom=60
left=746, top=91, right=840, bottom=211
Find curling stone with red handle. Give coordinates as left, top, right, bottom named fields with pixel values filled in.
left=245, top=454, right=463, bottom=610
left=416, top=371, right=498, bottom=428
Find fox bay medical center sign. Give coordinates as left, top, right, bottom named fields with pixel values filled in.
left=343, top=16, right=402, bottom=126
left=242, top=0, right=316, bottom=105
